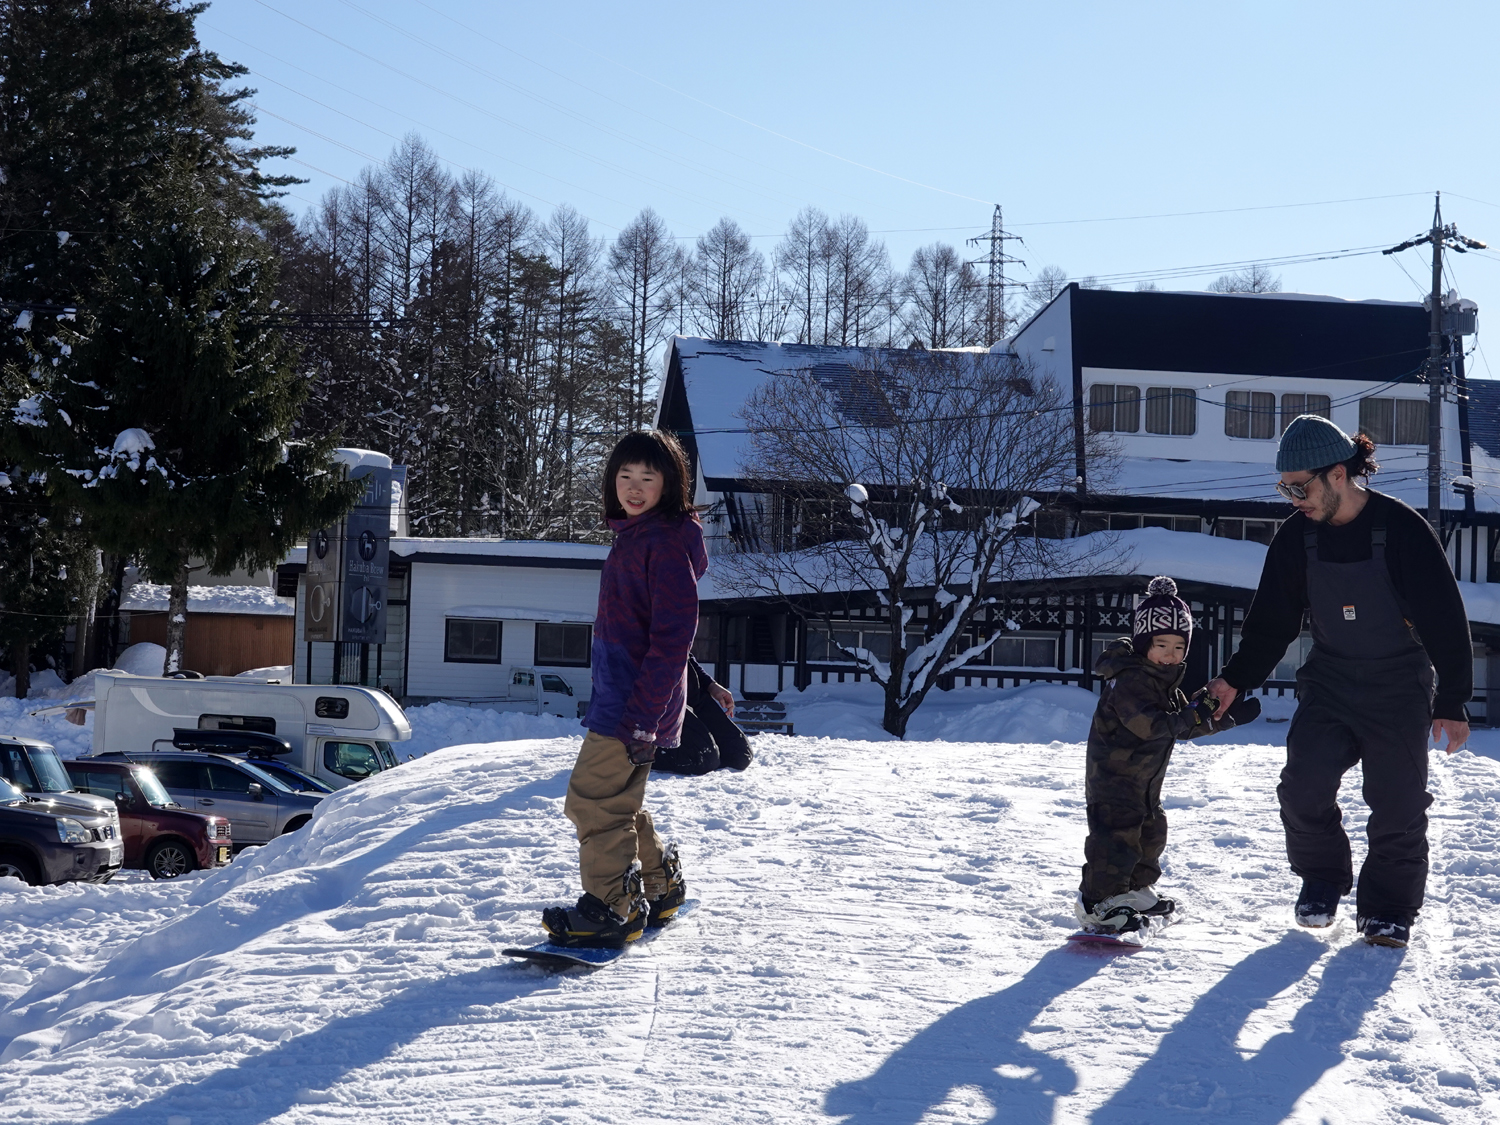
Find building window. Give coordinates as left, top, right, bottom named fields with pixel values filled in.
left=445, top=618, right=502, bottom=663
left=1106, top=513, right=1201, bottom=533
left=1279, top=393, right=1331, bottom=433
left=1225, top=390, right=1276, bottom=439
left=1214, top=518, right=1279, bottom=545
left=1359, top=397, right=1428, bottom=446
left=1145, top=388, right=1197, bottom=435
left=987, top=634, right=1058, bottom=668
left=1088, top=384, right=1141, bottom=433
left=535, top=623, right=591, bottom=667
left=807, top=624, right=892, bottom=662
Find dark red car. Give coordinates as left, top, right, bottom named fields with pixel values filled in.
left=64, top=760, right=232, bottom=879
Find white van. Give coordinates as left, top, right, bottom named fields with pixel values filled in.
left=89, top=671, right=412, bottom=790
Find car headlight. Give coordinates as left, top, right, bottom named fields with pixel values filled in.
left=56, top=817, right=90, bottom=844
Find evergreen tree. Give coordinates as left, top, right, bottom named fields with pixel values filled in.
left=8, top=157, right=355, bottom=674
left=0, top=469, right=89, bottom=697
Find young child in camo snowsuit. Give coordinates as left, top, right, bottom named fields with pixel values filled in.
left=1077, top=576, right=1260, bottom=934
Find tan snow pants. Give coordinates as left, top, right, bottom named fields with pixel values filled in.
left=564, top=731, right=668, bottom=916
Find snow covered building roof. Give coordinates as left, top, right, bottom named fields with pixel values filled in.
left=120, top=583, right=295, bottom=616
left=657, top=337, right=1023, bottom=490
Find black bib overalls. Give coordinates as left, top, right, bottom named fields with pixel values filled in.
left=1277, top=518, right=1436, bottom=923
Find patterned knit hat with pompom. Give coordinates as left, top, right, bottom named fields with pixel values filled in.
left=1131, top=576, right=1193, bottom=652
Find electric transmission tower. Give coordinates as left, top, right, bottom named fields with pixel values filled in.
left=1383, top=193, right=1485, bottom=533
left=967, top=205, right=1024, bottom=346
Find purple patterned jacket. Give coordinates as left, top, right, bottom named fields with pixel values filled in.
left=582, top=509, right=708, bottom=748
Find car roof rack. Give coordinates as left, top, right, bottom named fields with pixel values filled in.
left=170, top=728, right=294, bottom=757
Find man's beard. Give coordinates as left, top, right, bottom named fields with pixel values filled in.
left=1311, top=486, right=1342, bottom=523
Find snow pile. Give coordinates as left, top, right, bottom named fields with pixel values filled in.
left=400, top=701, right=581, bottom=758
left=112, top=641, right=168, bottom=677
left=0, top=720, right=1497, bottom=1122
left=779, top=679, right=1101, bottom=743
left=119, top=583, right=294, bottom=616
left=234, top=664, right=293, bottom=681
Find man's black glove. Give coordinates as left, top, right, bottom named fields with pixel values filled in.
left=1225, top=696, right=1261, bottom=725
left=626, top=739, right=657, bottom=765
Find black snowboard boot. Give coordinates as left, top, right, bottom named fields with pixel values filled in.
left=1138, top=896, right=1175, bottom=918
left=1357, top=916, right=1411, bottom=949
left=647, top=842, right=687, bottom=928
left=542, top=865, right=647, bottom=948
left=1294, top=879, right=1343, bottom=928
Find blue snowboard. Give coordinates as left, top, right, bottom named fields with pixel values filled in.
left=503, top=900, right=696, bottom=971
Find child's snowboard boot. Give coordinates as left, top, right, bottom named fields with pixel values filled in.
left=1075, top=891, right=1148, bottom=933
left=542, top=864, right=647, bottom=948
left=647, top=842, right=687, bottom=928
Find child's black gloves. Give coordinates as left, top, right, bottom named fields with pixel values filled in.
left=626, top=739, right=657, bottom=765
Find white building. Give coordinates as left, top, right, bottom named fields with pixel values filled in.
left=657, top=285, right=1500, bottom=718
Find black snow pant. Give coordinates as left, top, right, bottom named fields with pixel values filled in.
left=1080, top=743, right=1172, bottom=906
left=651, top=701, right=753, bottom=776
left=1279, top=649, right=1435, bottom=923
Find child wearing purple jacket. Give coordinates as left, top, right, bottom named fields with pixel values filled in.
left=541, top=430, right=709, bottom=948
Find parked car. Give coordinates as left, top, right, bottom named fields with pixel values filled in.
left=230, top=758, right=334, bottom=795
left=0, top=736, right=118, bottom=821
left=93, top=750, right=324, bottom=845
left=64, top=759, right=232, bottom=879
left=0, top=778, right=124, bottom=887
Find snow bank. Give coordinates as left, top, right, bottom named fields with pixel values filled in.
left=112, top=641, right=167, bottom=677
left=777, top=680, right=1099, bottom=743
left=400, top=701, right=582, bottom=758
left=234, top=665, right=293, bottom=681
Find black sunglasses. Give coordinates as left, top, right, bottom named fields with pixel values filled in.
left=1275, top=469, right=1327, bottom=502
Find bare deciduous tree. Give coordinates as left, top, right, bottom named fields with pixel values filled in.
left=688, top=217, right=765, bottom=341
left=900, top=243, right=984, bottom=348
left=1207, top=263, right=1281, bottom=293
left=722, top=349, right=1113, bottom=737
left=610, top=207, right=686, bottom=429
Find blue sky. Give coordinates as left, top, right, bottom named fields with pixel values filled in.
left=201, top=0, right=1500, bottom=374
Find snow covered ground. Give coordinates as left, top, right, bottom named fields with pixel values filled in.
left=1, top=677, right=1498, bottom=1123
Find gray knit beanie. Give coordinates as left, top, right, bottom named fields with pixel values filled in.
left=1276, top=414, right=1357, bottom=473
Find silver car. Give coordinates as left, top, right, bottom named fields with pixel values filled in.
left=94, top=751, right=323, bottom=845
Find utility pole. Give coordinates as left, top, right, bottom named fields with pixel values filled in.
left=967, top=205, right=1024, bottom=347
left=1383, top=193, right=1486, bottom=534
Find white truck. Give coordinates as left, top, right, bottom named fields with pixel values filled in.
left=87, top=671, right=413, bottom=790
left=439, top=667, right=580, bottom=718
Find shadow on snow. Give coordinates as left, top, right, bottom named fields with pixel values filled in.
left=824, top=931, right=1400, bottom=1125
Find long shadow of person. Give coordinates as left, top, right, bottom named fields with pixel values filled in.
left=823, top=946, right=1114, bottom=1125
left=1091, top=933, right=1402, bottom=1123
left=45, top=960, right=561, bottom=1125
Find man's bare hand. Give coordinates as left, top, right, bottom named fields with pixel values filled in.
left=1203, top=677, right=1238, bottom=721
left=1431, top=718, right=1470, bottom=754
left=707, top=681, right=735, bottom=718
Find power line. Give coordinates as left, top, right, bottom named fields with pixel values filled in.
left=245, top=0, right=774, bottom=225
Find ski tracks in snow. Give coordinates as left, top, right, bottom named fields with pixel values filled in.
left=0, top=729, right=1497, bottom=1123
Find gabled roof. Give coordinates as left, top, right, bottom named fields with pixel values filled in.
left=660, top=337, right=1020, bottom=488
left=1062, top=287, right=1429, bottom=383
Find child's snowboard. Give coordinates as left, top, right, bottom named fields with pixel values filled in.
left=502, top=900, right=696, bottom=971
left=1066, top=910, right=1177, bottom=951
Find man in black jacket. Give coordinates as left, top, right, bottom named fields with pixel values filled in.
left=1204, top=414, right=1471, bottom=949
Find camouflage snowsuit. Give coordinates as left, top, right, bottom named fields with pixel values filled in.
left=1080, top=639, right=1231, bottom=906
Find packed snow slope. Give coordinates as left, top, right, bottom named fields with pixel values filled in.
left=1, top=683, right=1498, bottom=1123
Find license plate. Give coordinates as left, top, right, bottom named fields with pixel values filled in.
left=216, top=846, right=232, bottom=865
left=108, top=844, right=123, bottom=866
